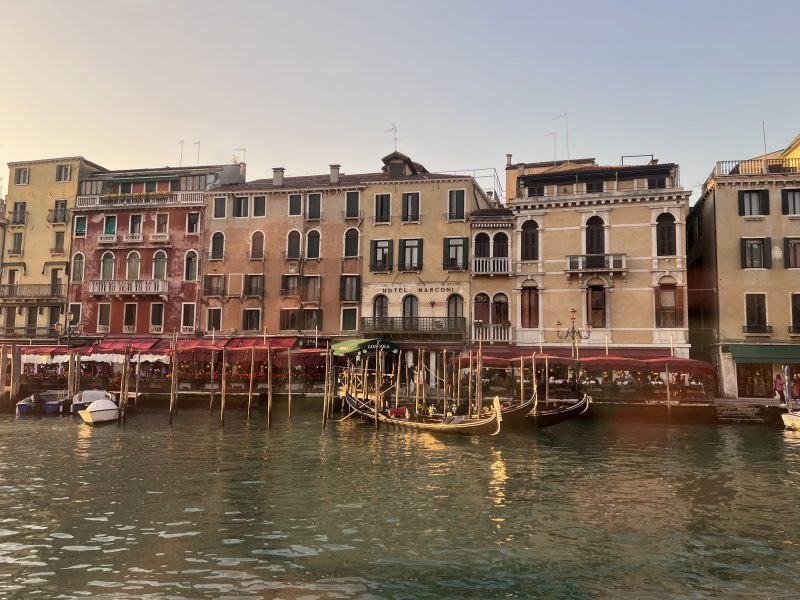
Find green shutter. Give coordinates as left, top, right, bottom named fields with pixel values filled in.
left=339, top=275, right=346, bottom=301
left=785, top=238, right=791, bottom=269
left=442, top=238, right=448, bottom=269
left=783, top=190, right=790, bottom=215
left=418, top=239, right=423, bottom=269
left=398, top=240, right=406, bottom=270
left=462, top=237, right=469, bottom=269
left=387, top=240, right=393, bottom=272
left=740, top=239, right=747, bottom=268
left=370, top=240, right=377, bottom=270
left=738, top=191, right=745, bottom=216
left=761, top=190, right=770, bottom=215
left=764, top=238, right=772, bottom=268
left=355, top=276, right=361, bottom=301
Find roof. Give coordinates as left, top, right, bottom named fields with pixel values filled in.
left=7, top=156, right=107, bottom=172
left=214, top=170, right=469, bottom=193
left=520, top=162, right=677, bottom=184
left=470, top=208, right=514, bottom=218
left=87, top=164, right=237, bottom=180
left=506, top=158, right=596, bottom=170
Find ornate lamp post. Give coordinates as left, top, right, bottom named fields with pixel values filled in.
left=53, top=310, right=75, bottom=347
left=554, top=308, right=592, bottom=392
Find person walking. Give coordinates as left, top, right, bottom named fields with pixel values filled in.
left=774, top=373, right=786, bottom=405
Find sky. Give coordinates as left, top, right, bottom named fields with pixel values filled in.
left=1, top=0, right=798, bottom=202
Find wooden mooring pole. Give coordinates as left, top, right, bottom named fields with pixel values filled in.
left=220, top=347, right=228, bottom=427
left=169, top=336, right=177, bottom=425
left=266, top=344, right=273, bottom=429
left=287, top=347, right=293, bottom=420
left=209, top=350, right=216, bottom=414
left=247, top=346, right=255, bottom=420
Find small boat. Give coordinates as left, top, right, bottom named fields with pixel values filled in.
left=499, top=395, right=536, bottom=427
left=345, top=392, right=502, bottom=436
left=782, top=408, right=800, bottom=431
left=16, top=390, right=69, bottom=416
left=524, top=392, right=591, bottom=429
left=78, top=398, right=121, bottom=425
left=71, top=390, right=115, bottom=414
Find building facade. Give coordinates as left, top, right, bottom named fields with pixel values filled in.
left=1, top=157, right=105, bottom=341
left=505, top=154, right=691, bottom=358
left=687, top=134, right=800, bottom=398
left=69, top=164, right=245, bottom=338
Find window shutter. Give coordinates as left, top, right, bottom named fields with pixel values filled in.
left=228, top=273, right=244, bottom=297
left=761, top=191, right=770, bottom=215
left=784, top=238, right=791, bottom=269
left=462, top=237, right=469, bottom=268
left=764, top=237, right=772, bottom=268
left=398, top=240, right=406, bottom=270
left=339, top=275, right=346, bottom=301
left=738, top=191, right=745, bottom=216
left=654, top=287, right=662, bottom=328
left=675, top=286, right=684, bottom=327
left=370, top=241, right=377, bottom=269
left=783, top=190, right=790, bottom=215
left=418, top=239, right=423, bottom=268
left=387, top=241, right=393, bottom=272
left=740, top=239, right=747, bottom=268
left=354, top=276, right=361, bottom=301
left=442, top=239, right=448, bottom=268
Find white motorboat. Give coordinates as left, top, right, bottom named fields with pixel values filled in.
left=71, top=390, right=115, bottom=414
left=782, top=409, right=800, bottom=431
left=77, top=398, right=120, bottom=425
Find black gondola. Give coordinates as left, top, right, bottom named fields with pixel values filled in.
left=524, top=391, right=591, bottom=429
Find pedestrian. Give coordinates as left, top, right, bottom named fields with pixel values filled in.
left=774, top=373, right=786, bottom=404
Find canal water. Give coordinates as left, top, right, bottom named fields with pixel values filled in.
left=1, top=405, right=799, bottom=599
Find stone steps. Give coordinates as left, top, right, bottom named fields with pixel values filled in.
left=716, top=405, right=766, bottom=424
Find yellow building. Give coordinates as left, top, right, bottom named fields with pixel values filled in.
left=506, top=154, right=691, bottom=358
left=2, top=157, right=105, bottom=340
left=688, top=134, right=800, bottom=398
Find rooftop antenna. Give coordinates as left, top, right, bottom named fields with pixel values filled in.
left=234, top=148, right=246, bottom=164
left=545, top=132, right=558, bottom=164
left=193, top=141, right=200, bottom=166
left=178, top=140, right=185, bottom=167
left=386, top=124, right=400, bottom=151
left=553, top=113, right=570, bottom=164
left=762, top=121, right=768, bottom=157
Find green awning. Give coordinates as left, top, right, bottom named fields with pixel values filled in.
left=729, top=344, right=800, bottom=364
left=331, top=338, right=399, bottom=356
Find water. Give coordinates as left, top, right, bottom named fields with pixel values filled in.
left=1, top=405, right=799, bottom=599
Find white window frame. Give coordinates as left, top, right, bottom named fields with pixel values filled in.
left=374, top=193, right=392, bottom=224
left=206, top=307, right=222, bottom=332
left=129, top=214, right=143, bottom=234
left=249, top=231, right=265, bottom=260
left=126, top=251, right=141, bottom=280
left=123, top=302, right=138, bottom=333
left=55, top=164, right=72, bottom=183
left=73, top=215, right=88, bottom=238
left=97, top=302, right=112, bottom=332
left=68, top=303, right=81, bottom=326
left=104, top=215, right=118, bottom=235
left=253, top=195, right=266, bottom=218
left=183, top=250, right=198, bottom=281
left=345, top=191, right=361, bottom=219
left=150, top=302, right=164, bottom=333
left=14, top=167, right=30, bottom=185
left=305, top=228, right=322, bottom=260
left=186, top=211, right=201, bottom=234
left=155, top=213, right=169, bottom=233
left=447, top=188, right=466, bottom=221
left=233, top=195, right=249, bottom=218
left=181, top=302, right=196, bottom=333
left=71, top=252, right=85, bottom=283
left=341, top=306, right=358, bottom=331
left=288, top=193, right=303, bottom=217
left=212, top=196, right=227, bottom=219
left=401, top=191, right=421, bottom=223
left=242, top=308, right=262, bottom=331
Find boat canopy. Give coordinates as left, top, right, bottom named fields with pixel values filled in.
left=331, top=338, right=399, bottom=356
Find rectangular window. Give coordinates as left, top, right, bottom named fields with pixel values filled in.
left=182, top=303, right=196, bottom=329
left=145, top=181, right=157, bottom=193
left=253, top=195, right=266, bottom=217
left=69, top=303, right=81, bottom=326
left=281, top=275, right=300, bottom=296
left=244, top=274, right=264, bottom=297
left=187, top=212, right=200, bottom=233
left=104, top=215, right=117, bottom=235
left=242, top=309, right=261, bottom=331
left=301, top=275, right=320, bottom=303
left=98, top=303, right=111, bottom=330
left=340, top=275, right=361, bottom=302
left=586, top=181, right=604, bottom=193
left=233, top=196, right=249, bottom=218
left=527, top=185, right=544, bottom=197
left=588, top=286, right=606, bottom=328
left=786, top=239, right=800, bottom=268
left=53, top=231, right=65, bottom=253
left=206, top=307, right=221, bottom=332
left=123, top=303, right=137, bottom=331
left=792, top=294, right=800, bottom=332
left=444, top=237, right=467, bottom=270
left=180, top=175, right=206, bottom=191
left=389, top=163, right=405, bottom=178
left=521, top=288, right=539, bottom=328
left=739, top=190, right=769, bottom=216
left=213, top=197, right=226, bottom=218
left=399, top=239, right=422, bottom=271
left=341, top=307, right=358, bottom=331
left=304, top=309, right=322, bottom=330
left=402, top=192, right=420, bottom=222
left=782, top=190, right=800, bottom=215
left=129, top=214, right=142, bottom=234
left=56, top=164, right=71, bottom=182
left=741, top=238, right=771, bottom=269
left=448, top=189, right=465, bottom=220
left=120, top=182, right=132, bottom=195
left=203, top=274, right=225, bottom=296
left=289, top=194, right=302, bottom=216
left=371, top=240, right=392, bottom=272
left=345, top=191, right=360, bottom=218
left=745, top=294, right=767, bottom=328
left=14, top=167, right=30, bottom=185
left=306, top=193, right=321, bottom=220
left=10, top=232, right=23, bottom=254
left=280, top=309, right=300, bottom=330
left=80, top=180, right=103, bottom=195
left=374, top=194, right=391, bottom=223
left=648, top=177, right=666, bottom=190
left=156, top=214, right=169, bottom=233
left=150, top=303, right=164, bottom=332
left=658, top=285, right=677, bottom=328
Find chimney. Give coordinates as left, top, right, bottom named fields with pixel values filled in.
left=516, top=163, right=525, bottom=178
left=272, top=167, right=284, bottom=187
left=506, top=154, right=512, bottom=167
left=330, top=164, right=340, bottom=185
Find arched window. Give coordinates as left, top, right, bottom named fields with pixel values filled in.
left=184, top=250, right=198, bottom=281
left=101, top=252, right=115, bottom=281
left=474, top=293, right=490, bottom=323
left=210, top=232, right=225, bottom=260
left=656, top=213, right=676, bottom=256
left=126, top=251, right=141, bottom=280
left=521, top=285, right=539, bottom=328
left=492, top=293, right=508, bottom=324
left=287, top=231, right=301, bottom=259
left=402, top=296, right=418, bottom=329
left=153, top=250, right=167, bottom=280
left=655, top=276, right=682, bottom=328
left=493, top=232, right=509, bottom=258
left=344, top=228, right=359, bottom=257
left=586, top=216, right=605, bottom=268
left=447, top=294, right=464, bottom=320
left=521, top=220, right=539, bottom=261
left=71, top=253, right=84, bottom=283
left=474, top=233, right=490, bottom=258
left=250, top=231, right=264, bottom=259
left=373, top=294, right=388, bottom=318
left=307, top=230, right=320, bottom=259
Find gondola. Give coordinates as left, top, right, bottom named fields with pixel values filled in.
left=344, top=391, right=502, bottom=436
left=499, top=394, right=536, bottom=427
left=524, top=391, right=591, bottom=429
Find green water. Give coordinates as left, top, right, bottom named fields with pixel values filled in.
left=0, top=404, right=798, bottom=599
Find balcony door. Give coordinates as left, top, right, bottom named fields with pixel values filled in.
left=402, top=295, right=419, bottom=331
left=586, top=216, right=605, bottom=268
left=51, top=268, right=63, bottom=297
left=26, top=306, right=37, bottom=336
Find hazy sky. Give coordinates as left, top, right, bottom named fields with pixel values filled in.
left=1, top=0, right=798, bottom=202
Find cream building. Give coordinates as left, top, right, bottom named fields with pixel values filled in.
left=2, top=157, right=105, bottom=341
left=506, top=155, right=690, bottom=358
left=688, top=134, right=800, bottom=398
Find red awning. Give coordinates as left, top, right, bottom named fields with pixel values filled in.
left=579, top=355, right=649, bottom=370
left=274, top=347, right=329, bottom=367
left=177, top=339, right=228, bottom=351
left=94, top=338, right=159, bottom=352
left=644, top=357, right=715, bottom=375
left=226, top=337, right=297, bottom=350
left=19, top=345, right=62, bottom=355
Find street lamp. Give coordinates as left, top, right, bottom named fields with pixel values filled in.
left=554, top=308, right=592, bottom=393
left=53, top=310, right=75, bottom=347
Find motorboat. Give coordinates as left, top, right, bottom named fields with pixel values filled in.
left=16, top=390, right=69, bottom=416
left=77, top=398, right=121, bottom=425
left=71, top=390, right=115, bottom=414
left=782, top=408, right=800, bottom=431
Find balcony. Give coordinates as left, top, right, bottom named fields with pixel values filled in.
left=123, top=233, right=143, bottom=243
left=9, top=211, right=27, bottom=226
left=341, top=210, right=363, bottom=221
left=472, top=322, right=512, bottom=343
left=99, top=234, right=118, bottom=244
left=244, top=285, right=265, bottom=298
left=181, top=325, right=195, bottom=334
left=75, top=191, right=206, bottom=209
left=203, top=283, right=226, bottom=297
left=50, top=246, right=65, bottom=255
left=0, top=326, right=58, bottom=339
left=304, top=212, right=324, bottom=222
left=149, top=232, right=170, bottom=243
left=361, top=317, right=466, bottom=337
left=123, top=325, right=136, bottom=334
left=301, top=287, right=320, bottom=303
left=47, top=208, right=69, bottom=224
left=150, top=325, right=164, bottom=334
left=443, top=259, right=467, bottom=271
left=566, top=254, right=627, bottom=274
left=714, top=158, right=800, bottom=177
left=472, top=256, right=511, bottom=275
left=97, top=324, right=110, bottom=334
left=89, top=279, right=169, bottom=295
left=0, top=284, right=66, bottom=299
left=742, top=325, right=772, bottom=335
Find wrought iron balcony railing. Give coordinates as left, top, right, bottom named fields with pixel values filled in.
left=47, top=208, right=69, bottom=224
left=742, top=325, right=772, bottom=334
left=361, top=316, right=466, bottom=335
left=9, top=211, right=27, bottom=226
left=566, top=254, right=627, bottom=273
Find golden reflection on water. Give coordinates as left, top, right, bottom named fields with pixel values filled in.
left=73, top=423, right=94, bottom=462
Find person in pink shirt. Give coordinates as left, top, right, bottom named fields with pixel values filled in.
left=774, top=373, right=786, bottom=404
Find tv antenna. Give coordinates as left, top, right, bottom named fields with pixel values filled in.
left=193, top=142, right=200, bottom=166
left=553, top=113, right=570, bottom=164
left=386, top=124, right=400, bottom=151
left=178, top=140, right=185, bottom=166
left=234, top=148, right=247, bottom=164
left=545, top=132, right=558, bottom=164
